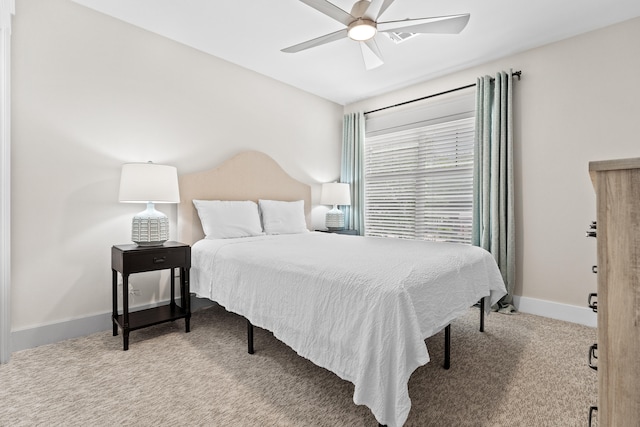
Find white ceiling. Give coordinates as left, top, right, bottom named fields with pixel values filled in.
left=72, top=0, right=640, bottom=105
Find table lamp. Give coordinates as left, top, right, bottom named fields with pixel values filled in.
left=320, top=182, right=351, bottom=231
left=118, top=162, right=180, bottom=246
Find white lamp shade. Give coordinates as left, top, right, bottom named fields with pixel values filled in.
left=321, top=182, right=351, bottom=206
left=119, top=163, right=180, bottom=203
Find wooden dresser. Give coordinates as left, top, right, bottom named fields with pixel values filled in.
left=589, top=157, right=640, bottom=426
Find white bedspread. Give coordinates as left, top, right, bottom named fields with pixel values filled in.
left=191, top=232, right=506, bottom=427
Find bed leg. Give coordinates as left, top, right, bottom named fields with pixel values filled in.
left=444, top=324, right=451, bottom=370
left=247, top=319, right=254, bottom=355
left=480, top=297, right=485, bottom=332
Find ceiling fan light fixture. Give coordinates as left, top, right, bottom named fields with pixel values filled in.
left=348, top=19, right=377, bottom=41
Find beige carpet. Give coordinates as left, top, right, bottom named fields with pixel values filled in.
left=0, top=304, right=597, bottom=426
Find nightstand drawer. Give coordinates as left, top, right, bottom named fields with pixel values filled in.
left=112, top=242, right=191, bottom=274
left=125, top=249, right=189, bottom=273
left=315, top=229, right=359, bottom=235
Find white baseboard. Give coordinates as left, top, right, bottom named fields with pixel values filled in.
left=513, top=295, right=597, bottom=328
left=10, top=297, right=211, bottom=353
left=11, top=311, right=112, bottom=353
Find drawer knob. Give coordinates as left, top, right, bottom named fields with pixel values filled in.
left=153, top=256, right=166, bottom=264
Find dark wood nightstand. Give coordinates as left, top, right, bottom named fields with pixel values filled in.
left=315, top=229, right=359, bottom=235
left=111, top=241, right=191, bottom=351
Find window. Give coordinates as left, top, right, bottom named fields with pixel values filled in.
left=364, top=96, right=475, bottom=244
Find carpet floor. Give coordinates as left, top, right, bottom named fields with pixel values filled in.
left=0, top=304, right=597, bottom=426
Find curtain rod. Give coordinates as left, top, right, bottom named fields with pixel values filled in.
left=364, top=70, right=522, bottom=115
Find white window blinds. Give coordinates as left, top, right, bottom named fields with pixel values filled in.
left=364, top=116, right=475, bottom=243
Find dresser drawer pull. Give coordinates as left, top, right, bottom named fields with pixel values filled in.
left=588, top=293, right=597, bottom=313
left=588, top=343, right=597, bottom=371
left=153, top=256, right=166, bottom=264
left=591, top=265, right=597, bottom=274
left=588, top=405, right=597, bottom=426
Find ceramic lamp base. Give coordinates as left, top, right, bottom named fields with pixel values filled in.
left=131, top=202, right=169, bottom=246
left=325, top=206, right=345, bottom=231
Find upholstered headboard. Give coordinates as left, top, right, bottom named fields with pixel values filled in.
left=177, top=151, right=312, bottom=245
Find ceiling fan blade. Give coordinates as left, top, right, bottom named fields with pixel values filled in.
left=378, top=14, right=470, bottom=34
left=364, top=0, right=396, bottom=20
left=360, top=39, right=384, bottom=70
left=281, top=28, right=349, bottom=53
left=298, top=0, right=354, bottom=26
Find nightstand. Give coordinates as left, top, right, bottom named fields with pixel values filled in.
left=111, top=241, right=191, bottom=351
left=316, top=229, right=359, bottom=235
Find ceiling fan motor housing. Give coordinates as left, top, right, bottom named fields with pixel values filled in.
left=350, top=0, right=371, bottom=17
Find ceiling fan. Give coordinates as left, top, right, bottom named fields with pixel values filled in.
left=281, top=0, right=470, bottom=70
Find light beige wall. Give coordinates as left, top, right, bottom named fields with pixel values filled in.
left=346, top=17, right=640, bottom=308
left=11, top=0, right=343, bottom=331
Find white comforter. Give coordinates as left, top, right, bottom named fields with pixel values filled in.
left=191, top=232, right=506, bottom=427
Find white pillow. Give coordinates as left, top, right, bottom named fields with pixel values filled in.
left=258, top=199, right=308, bottom=235
left=193, top=200, right=264, bottom=239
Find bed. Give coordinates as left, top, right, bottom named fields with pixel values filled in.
left=178, top=151, right=507, bottom=427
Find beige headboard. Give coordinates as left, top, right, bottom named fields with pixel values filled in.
left=178, top=151, right=312, bottom=245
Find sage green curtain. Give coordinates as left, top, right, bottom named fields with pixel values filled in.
left=472, top=71, right=516, bottom=313
left=340, top=112, right=365, bottom=235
